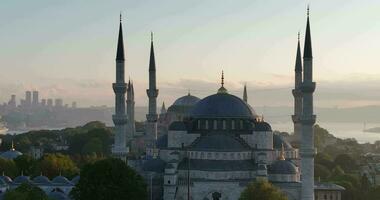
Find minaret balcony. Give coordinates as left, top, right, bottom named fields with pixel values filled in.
left=299, top=115, right=316, bottom=125
left=299, top=82, right=316, bottom=93
left=146, top=89, right=159, bottom=97
left=299, top=148, right=317, bottom=157
left=146, top=114, right=158, bottom=122
left=291, top=115, right=302, bottom=123
left=112, top=114, right=128, bottom=125
left=292, top=89, right=303, bottom=97
left=113, top=83, right=127, bottom=93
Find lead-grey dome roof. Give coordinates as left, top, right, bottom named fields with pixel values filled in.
left=142, top=158, right=166, bottom=173
left=1, top=149, right=22, bottom=160
left=0, top=174, right=12, bottom=184
left=32, top=175, right=51, bottom=185
left=268, top=160, right=298, bottom=174
left=71, top=175, right=80, bottom=185
left=172, top=94, right=200, bottom=106
left=52, top=176, right=72, bottom=185
left=191, top=93, right=257, bottom=119
left=190, top=134, right=250, bottom=151
left=13, top=175, right=31, bottom=184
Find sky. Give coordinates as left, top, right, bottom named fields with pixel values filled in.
left=0, top=0, right=380, bottom=108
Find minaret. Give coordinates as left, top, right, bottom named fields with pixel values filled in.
left=243, top=84, right=248, bottom=103
left=112, top=14, right=128, bottom=161
left=292, top=32, right=303, bottom=142
left=300, top=7, right=316, bottom=200
left=146, top=32, right=159, bottom=143
left=160, top=102, right=167, bottom=115
left=127, top=79, right=136, bottom=138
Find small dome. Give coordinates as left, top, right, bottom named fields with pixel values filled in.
left=172, top=94, right=200, bottom=106
left=191, top=134, right=250, bottom=151
left=142, top=158, right=166, bottom=173
left=255, top=122, right=272, bottom=132
left=268, top=160, right=298, bottom=174
left=32, top=175, right=51, bottom=185
left=13, top=175, right=31, bottom=184
left=273, top=134, right=292, bottom=149
left=1, top=149, right=22, bottom=160
left=71, top=175, right=80, bottom=185
left=48, top=191, right=70, bottom=200
left=191, top=93, right=257, bottom=119
left=52, top=176, right=72, bottom=185
left=0, top=175, right=12, bottom=184
left=168, top=121, right=187, bottom=131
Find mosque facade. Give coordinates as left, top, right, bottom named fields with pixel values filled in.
left=113, top=10, right=344, bottom=200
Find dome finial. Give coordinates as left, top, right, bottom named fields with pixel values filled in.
left=11, top=140, right=15, bottom=151
left=217, top=71, right=228, bottom=94
left=221, top=70, right=224, bottom=87
left=307, top=5, right=310, bottom=17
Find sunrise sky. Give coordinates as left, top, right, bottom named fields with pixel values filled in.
left=1, top=0, right=380, bottom=108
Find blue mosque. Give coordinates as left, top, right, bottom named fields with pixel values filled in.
left=110, top=8, right=345, bottom=200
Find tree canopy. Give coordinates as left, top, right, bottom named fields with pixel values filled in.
left=239, top=180, right=288, bottom=200
left=71, top=158, right=147, bottom=200
left=3, top=183, right=49, bottom=200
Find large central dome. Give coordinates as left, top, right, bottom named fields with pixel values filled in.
left=191, top=93, right=257, bottom=119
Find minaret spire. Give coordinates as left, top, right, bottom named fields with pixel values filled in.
left=304, top=6, right=313, bottom=59
left=295, top=32, right=302, bottom=73
left=217, top=70, right=228, bottom=94
left=149, top=32, right=156, bottom=71
left=116, top=14, right=125, bottom=61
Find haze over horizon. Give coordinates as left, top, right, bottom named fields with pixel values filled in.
left=1, top=0, right=380, bottom=108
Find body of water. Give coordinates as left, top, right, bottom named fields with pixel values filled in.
left=271, top=122, right=380, bottom=144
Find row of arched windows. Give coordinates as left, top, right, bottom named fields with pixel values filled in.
left=195, top=119, right=247, bottom=131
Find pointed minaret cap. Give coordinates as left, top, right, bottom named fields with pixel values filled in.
left=160, top=102, right=166, bottom=114
left=217, top=70, right=228, bottom=94
left=295, top=32, right=302, bottom=72
left=304, top=6, right=313, bottom=58
left=116, top=13, right=125, bottom=61
left=149, top=32, right=156, bottom=71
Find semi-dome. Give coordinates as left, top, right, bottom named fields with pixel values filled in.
left=190, top=134, right=250, bottom=151
left=13, top=175, right=31, bottom=185
left=52, top=176, right=72, bottom=185
left=255, top=122, right=272, bottom=132
left=0, top=173, right=12, bottom=184
left=268, top=160, right=298, bottom=174
left=273, top=134, right=292, bottom=149
left=142, top=158, right=166, bottom=173
left=32, top=175, right=51, bottom=185
left=191, top=93, right=257, bottom=119
left=71, top=175, right=80, bottom=185
left=172, top=93, right=200, bottom=107
left=168, top=121, right=187, bottom=131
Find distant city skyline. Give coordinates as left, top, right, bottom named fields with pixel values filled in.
left=1, top=0, right=380, bottom=108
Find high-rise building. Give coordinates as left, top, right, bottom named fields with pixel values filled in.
left=25, top=91, right=32, bottom=107
left=8, top=95, right=16, bottom=108
left=41, top=99, right=47, bottom=107
left=47, top=99, right=53, bottom=107
left=55, top=99, right=63, bottom=107
left=72, top=101, right=77, bottom=108
left=32, top=91, right=39, bottom=106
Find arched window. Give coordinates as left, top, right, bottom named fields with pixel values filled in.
left=205, top=120, right=209, bottom=129
left=240, top=120, right=244, bottom=129
left=213, top=120, right=217, bottom=130
left=231, top=120, right=235, bottom=130
left=197, top=120, right=201, bottom=129
left=222, top=120, right=226, bottom=130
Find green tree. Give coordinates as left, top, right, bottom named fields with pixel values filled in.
left=239, top=180, right=288, bottom=200
left=14, top=155, right=36, bottom=176
left=3, top=183, right=49, bottom=200
left=315, top=164, right=331, bottom=180
left=334, top=154, right=357, bottom=172
left=0, top=158, right=18, bottom=177
left=368, top=186, right=380, bottom=200
left=71, top=158, right=147, bottom=200
left=82, top=138, right=103, bottom=155
left=37, top=153, right=78, bottom=178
